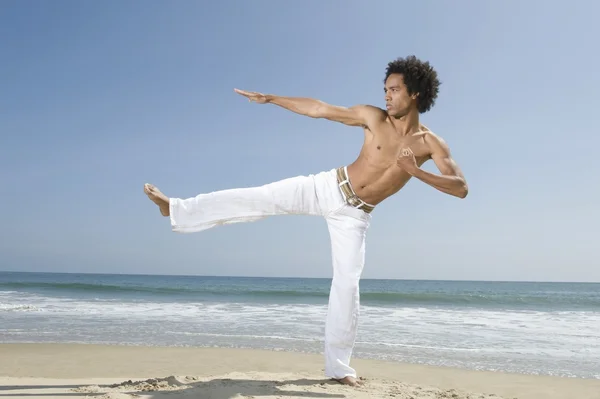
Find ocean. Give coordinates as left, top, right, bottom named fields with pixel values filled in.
left=1, top=271, right=599, bottom=379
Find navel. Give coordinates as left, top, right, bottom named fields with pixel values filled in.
left=377, top=146, right=381, bottom=150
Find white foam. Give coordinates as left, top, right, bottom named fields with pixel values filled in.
left=0, top=304, right=41, bottom=312
left=165, top=331, right=321, bottom=342
left=3, top=291, right=600, bottom=378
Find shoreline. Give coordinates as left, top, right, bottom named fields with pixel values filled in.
left=2, top=343, right=600, bottom=399
left=1, top=339, right=595, bottom=380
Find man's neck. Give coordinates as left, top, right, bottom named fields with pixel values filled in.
left=392, top=109, right=420, bottom=136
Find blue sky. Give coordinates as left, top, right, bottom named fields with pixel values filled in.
left=1, top=1, right=599, bottom=282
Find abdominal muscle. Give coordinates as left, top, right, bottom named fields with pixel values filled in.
left=345, top=139, right=430, bottom=206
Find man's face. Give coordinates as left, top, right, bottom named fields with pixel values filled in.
left=384, top=73, right=416, bottom=117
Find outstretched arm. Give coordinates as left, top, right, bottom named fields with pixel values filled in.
left=397, top=134, right=468, bottom=198
left=234, top=89, right=382, bottom=128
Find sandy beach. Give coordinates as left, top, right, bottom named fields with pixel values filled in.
left=1, top=344, right=599, bottom=399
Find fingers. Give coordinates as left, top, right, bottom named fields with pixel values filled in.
left=234, top=88, right=258, bottom=97
left=400, top=148, right=413, bottom=157
left=235, top=88, right=256, bottom=98
left=234, top=88, right=261, bottom=103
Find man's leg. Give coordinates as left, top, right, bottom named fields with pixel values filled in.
left=323, top=206, right=371, bottom=386
left=144, top=173, right=325, bottom=233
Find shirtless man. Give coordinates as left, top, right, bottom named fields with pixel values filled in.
left=144, top=55, right=468, bottom=386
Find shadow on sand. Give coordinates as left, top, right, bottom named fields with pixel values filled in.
left=0, top=376, right=356, bottom=398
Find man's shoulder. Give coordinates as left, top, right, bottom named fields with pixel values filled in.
left=421, top=127, right=451, bottom=156
left=348, top=105, right=387, bottom=129
left=420, top=126, right=445, bottom=144
left=353, top=104, right=387, bottom=116
left=364, top=104, right=386, bottom=112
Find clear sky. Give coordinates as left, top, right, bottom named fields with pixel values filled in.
left=1, top=1, right=599, bottom=282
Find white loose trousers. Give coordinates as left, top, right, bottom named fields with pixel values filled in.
left=168, top=168, right=372, bottom=379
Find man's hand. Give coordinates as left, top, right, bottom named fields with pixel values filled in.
left=397, top=148, right=418, bottom=174
left=234, top=88, right=269, bottom=104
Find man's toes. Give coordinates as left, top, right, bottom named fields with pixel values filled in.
left=333, top=376, right=362, bottom=387
left=145, top=184, right=161, bottom=197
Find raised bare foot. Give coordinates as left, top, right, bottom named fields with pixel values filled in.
left=333, top=376, right=364, bottom=387
left=143, top=183, right=170, bottom=217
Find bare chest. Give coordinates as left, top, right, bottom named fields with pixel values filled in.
left=368, top=133, right=430, bottom=163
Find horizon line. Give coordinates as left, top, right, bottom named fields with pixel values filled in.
left=1, top=270, right=598, bottom=284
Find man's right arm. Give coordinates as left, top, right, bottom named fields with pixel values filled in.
left=234, top=89, right=383, bottom=128
left=265, top=95, right=380, bottom=127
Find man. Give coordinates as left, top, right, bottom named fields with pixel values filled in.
left=144, top=55, right=468, bottom=386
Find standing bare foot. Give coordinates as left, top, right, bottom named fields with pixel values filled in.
left=143, top=183, right=170, bottom=217
left=333, top=376, right=364, bottom=387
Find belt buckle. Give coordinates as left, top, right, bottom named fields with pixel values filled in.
left=337, top=168, right=370, bottom=212
left=347, top=193, right=362, bottom=208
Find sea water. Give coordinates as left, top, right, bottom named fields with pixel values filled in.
left=1, top=271, right=599, bottom=379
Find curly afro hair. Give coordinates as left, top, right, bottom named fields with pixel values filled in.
left=384, top=55, right=440, bottom=113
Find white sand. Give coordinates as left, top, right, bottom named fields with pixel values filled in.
left=1, top=343, right=599, bottom=399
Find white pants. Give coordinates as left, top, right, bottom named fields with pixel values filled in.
left=168, top=168, right=372, bottom=379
